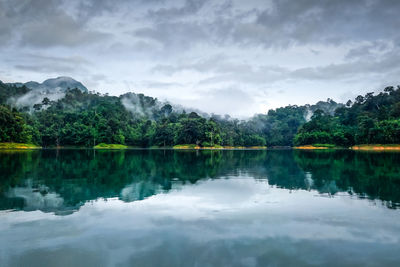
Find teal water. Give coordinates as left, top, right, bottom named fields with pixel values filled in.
left=0, top=149, right=400, bottom=266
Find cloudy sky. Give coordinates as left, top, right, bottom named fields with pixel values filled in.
left=0, top=0, right=399, bottom=117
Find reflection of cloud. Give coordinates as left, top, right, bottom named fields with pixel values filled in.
left=6, top=185, right=64, bottom=212
left=120, top=181, right=163, bottom=202
left=304, top=172, right=314, bottom=190
left=1, top=176, right=400, bottom=266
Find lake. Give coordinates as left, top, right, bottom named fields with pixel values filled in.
left=1, top=149, right=400, bottom=267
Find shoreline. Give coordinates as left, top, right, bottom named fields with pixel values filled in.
left=294, top=146, right=333, bottom=150
left=351, top=144, right=400, bottom=151
left=0, top=142, right=41, bottom=149
left=2, top=142, right=400, bottom=151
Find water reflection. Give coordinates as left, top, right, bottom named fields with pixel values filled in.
left=1, top=149, right=400, bottom=214
left=1, top=150, right=400, bottom=266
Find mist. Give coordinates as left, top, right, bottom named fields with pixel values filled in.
left=9, top=90, right=65, bottom=112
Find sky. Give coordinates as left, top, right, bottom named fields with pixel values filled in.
left=0, top=0, right=399, bottom=117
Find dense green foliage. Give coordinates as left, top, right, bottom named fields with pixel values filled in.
left=295, top=86, right=400, bottom=146
left=0, top=81, right=30, bottom=105
left=244, top=99, right=342, bottom=146
left=0, top=105, right=38, bottom=144
left=1, top=79, right=400, bottom=147
left=0, top=84, right=267, bottom=147
left=249, top=106, right=307, bottom=146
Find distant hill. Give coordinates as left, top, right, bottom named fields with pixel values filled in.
left=3, top=77, right=88, bottom=110
left=8, top=76, right=88, bottom=93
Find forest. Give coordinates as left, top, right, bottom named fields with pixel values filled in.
left=0, top=79, right=400, bottom=148
left=294, top=86, right=400, bottom=146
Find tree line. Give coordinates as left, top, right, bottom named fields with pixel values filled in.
left=295, top=86, right=400, bottom=146
left=0, top=83, right=267, bottom=147
left=1, top=80, right=400, bottom=147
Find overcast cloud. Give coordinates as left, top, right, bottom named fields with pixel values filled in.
left=0, top=0, right=399, bottom=117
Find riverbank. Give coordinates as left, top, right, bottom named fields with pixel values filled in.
left=294, top=144, right=400, bottom=151
left=294, top=144, right=337, bottom=150
left=94, top=143, right=129, bottom=149
left=172, top=144, right=267, bottom=150
left=2, top=142, right=400, bottom=151
left=351, top=144, right=400, bottom=151
left=0, top=142, right=41, bottom=149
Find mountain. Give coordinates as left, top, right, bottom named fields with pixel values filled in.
left=8, top=76, right=88, bottom=93
left=3, top=77, right=88, bottom=110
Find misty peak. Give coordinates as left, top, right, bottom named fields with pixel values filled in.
left=17, top=77, right=88, bottom=92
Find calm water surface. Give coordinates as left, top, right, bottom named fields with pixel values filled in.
left=0, top=149, right=400, bottom=267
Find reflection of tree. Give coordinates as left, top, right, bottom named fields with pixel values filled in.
left=0, top=150, right=269, bottom=213
left=261, top=150, right=306, bottom=189
left=0, top=149, right=399, bottom=214
left=293, top=150, right=400, bottom=208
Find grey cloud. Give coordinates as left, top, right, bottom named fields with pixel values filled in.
left=3, top=0, right=400, bottom=50
left=170, top=86, right=257, bottom=117
left=152, top=56, right=288, bottom=85
left=1, top=0, right=400, bottom=116
left=6, top=0, right=398, bottom=51
left=66, top=0, right=166, bottom=21
left=205, top=87, right=255, bottom=113
left=152, top=42, right=400, bottom=87
left=345, top=41, right=391, bottom=60
left=246, top=0, right=400, bottom=47
left=136, top=0, right=400, bottom=50
left=70, top=0, right=117, bottom=20
left=197, top=65, right=288, bottom=86
left=91, top=74, right=107, bottom=81
left=151, top=54, right=228, bottom=74
left=15, top=64, right=75, bottom=73
left=134, top=22, right=208, bottom=50
left=20, top=13, right=109, bottom=48
left=84, top=74, right=111, bottom=91
left=103, top=41, right=163, bottom=60
left=0, top=0, right=110, bottom=48
left=210, top=52, right=400, bottom=85
left=147, top=0, right=209, bottom=22
left=132, top=1, right=247, bottom=51
left=12, top=54, right=89, bottom=74
left=141, top=81, right=182, bottom=89
left=291, top=46, right=400, bottom=81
